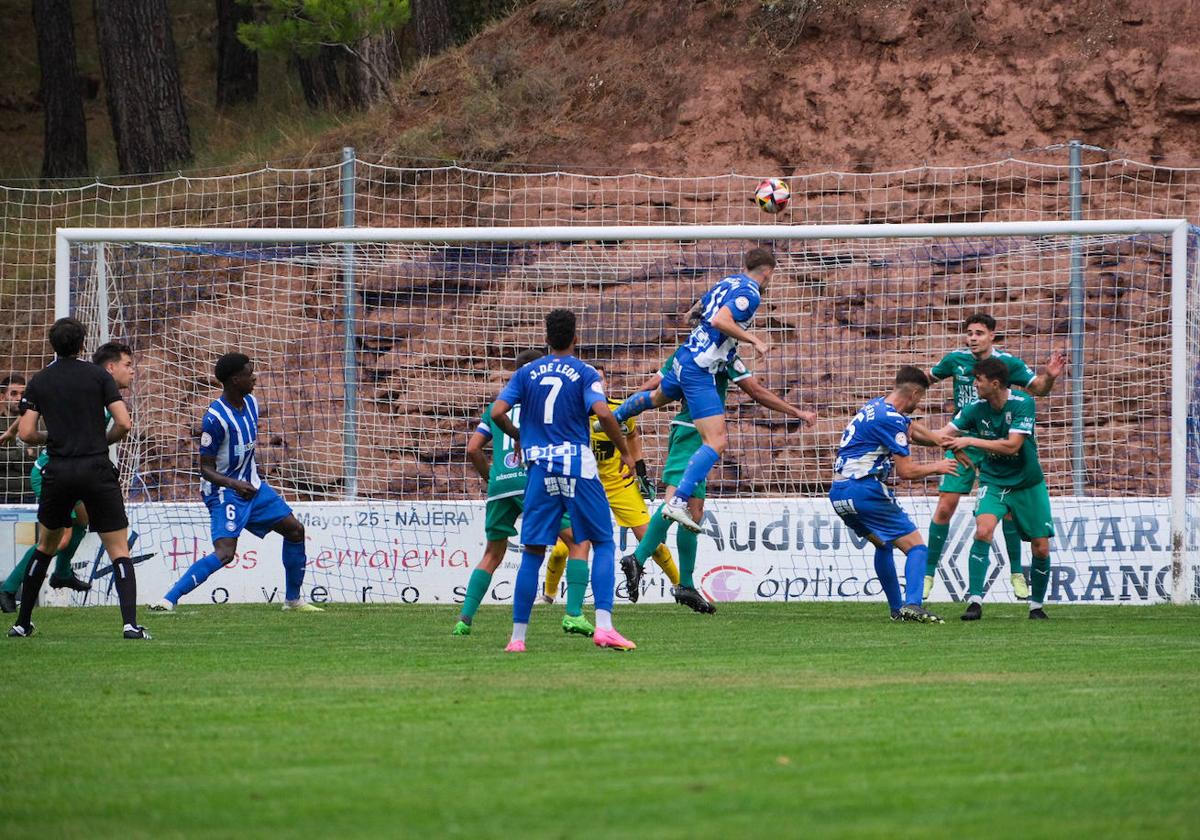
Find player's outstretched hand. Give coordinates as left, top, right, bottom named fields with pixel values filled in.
left=748, top=337, right=771, bottom=358
left=1046, top=349, right=1068, bottom=379
left=230, top=479, right=257, bottom=500
left=947, top=437, right=973, bottom=453
left=934, top=458, right=963, bottom=476
left=795, top=409, right=817, bottom=426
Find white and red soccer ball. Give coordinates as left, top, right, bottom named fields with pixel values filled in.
left=755, top=178, right=790, bottom=214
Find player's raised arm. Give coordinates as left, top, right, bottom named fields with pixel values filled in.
left=949, top=430, right=1025, bottom=457
left=893, top=452, right=961, bottom=481
left=709, top=306, right=769, bottom=358
left=734, top=374, right=815, bottom=426
left=1026, top=349, right=1067, bottom=397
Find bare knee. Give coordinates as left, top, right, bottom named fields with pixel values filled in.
left=214, top=543, right=238, bottom=565
left=933, top=493, right=960, bottom=525
left=276, top=517, right=305, bottom=543
left=480, top=540, right=507, bottom=573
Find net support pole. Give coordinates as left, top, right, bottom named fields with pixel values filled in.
left=54, top=229, right=70, bottom=318
left=1170, top=221, right=1190, bottom=604
left=95, top=244, right=110, bottom=344
left=1068, top=139, right=1086, bottom=495
left=341, top=146, right=359, bottom=500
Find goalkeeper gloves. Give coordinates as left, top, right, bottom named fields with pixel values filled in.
left=635, top=460, right=655, bottom=499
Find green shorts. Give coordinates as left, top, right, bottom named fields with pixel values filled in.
left=661, top=424, right=707, bottom=500
left=938, top=449, right=982, bottom=495
left=484, top=494, right=570, bottom=541
left=974, top=481, right=1055, bottom=540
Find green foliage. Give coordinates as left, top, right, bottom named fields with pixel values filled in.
left=238, top=0, right=412, bottom=56
left=1, top=602, right=1197, bottom=836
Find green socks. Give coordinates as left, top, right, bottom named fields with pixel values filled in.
left=1030, top=555, right=1050, bottom=605
left=677, top=527, right=698, bottom=589
left=967, top=538, right=991, bottom=598
left=3, top=545, right=35, bottom=595
left=459, top=567, right=493, bottom=623
left=634, top=506, right=671, bottom=566
left=54, top=524, right=87, bottom=578
left=565, top=558, right=589, bottom=617
left=926, top=521, right=949, bottom=576
left=1001, top=518, right=1023, bottom=575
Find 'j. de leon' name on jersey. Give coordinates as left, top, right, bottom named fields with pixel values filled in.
left=683, top=273, right=762, bottom=373
left=498, top=355, right=607, bottom=479
left=834, top=397, right=913, bottom=481
left=199, top=394, right=262, bottom=498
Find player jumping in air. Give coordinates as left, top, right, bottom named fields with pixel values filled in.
left=829, top=366, right=961, bottom=624
left=619, top=347, right=815, bottom=612
left=151, top=353, right=321, bottom=613
left=612, top=248, right=776, bottom=534
left=454, top=348, right=585, bottom=637
left=542, top=365, right=681, bottom=604
left=937, top=357, right=1056, bottom=620
left=491, top=309, right=636, bottom=652
left=924, top=313, right=1065, bottom=600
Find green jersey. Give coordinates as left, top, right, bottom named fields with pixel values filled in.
left=660, top=348, right=752, bottom=428
left=950, top=389, right=1044, bottom=490
left=476, top=401, right=526, bottom=501
left=931, top=348, right=1036, bottom=410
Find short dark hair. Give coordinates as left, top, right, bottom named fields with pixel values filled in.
left=514, top=348, right=543, bottom=368
left=1, top=374, right=25, bottom=389
left=973, top=357, right=1009, bottom=386
left=964, top=313, right=996, bottom=332
left=48, top=317, right=86, bottom=358
left=545, top=309, right=576, bottom=352
left=894, top=365, right=931, bottom=391
left=92, top=341, right=133, bottom=368
left=745, top=247, right=776, bottom=272
left=215, top=352, right=251, bottom=383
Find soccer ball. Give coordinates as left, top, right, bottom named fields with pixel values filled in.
left=755, top=178, right=790, bottom=214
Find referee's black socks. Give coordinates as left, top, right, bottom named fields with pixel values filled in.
left=111, top=557, right=138, bottom=626
left=15, top=549, right=53, bottom=627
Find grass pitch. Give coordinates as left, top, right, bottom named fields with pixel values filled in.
left=1, top=602, right=1197, bottom=838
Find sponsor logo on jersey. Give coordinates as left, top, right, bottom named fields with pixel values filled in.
left=503, top=452, right=520, bottom=469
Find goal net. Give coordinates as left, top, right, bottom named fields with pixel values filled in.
left=56, top=220, right=1199, bottom=607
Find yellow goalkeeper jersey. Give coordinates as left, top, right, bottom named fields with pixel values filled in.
left=590, top=399, right=636, bottom=492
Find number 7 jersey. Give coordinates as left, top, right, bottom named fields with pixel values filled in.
left=497, top=354, right=607, bottom=478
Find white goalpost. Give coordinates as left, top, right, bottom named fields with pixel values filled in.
left=54, top=220, right=1198, bottom=607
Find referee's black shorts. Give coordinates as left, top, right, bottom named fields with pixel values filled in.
left=38, top=454, right=128, bottom=533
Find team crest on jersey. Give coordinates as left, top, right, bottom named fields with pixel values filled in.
left=201, top=432, right=213, bottom=447
left=894, top=432, right=908, bottom=447
left=734, top=296, right=750, bottom=311
left=503, top=452, right=520, bottom=469
left=225, top=522, right=237, bottom=532
left=1005, top=412, right=1012, bottom=424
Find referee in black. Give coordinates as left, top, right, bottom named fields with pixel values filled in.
left=11, top=317, right=150, bottom=639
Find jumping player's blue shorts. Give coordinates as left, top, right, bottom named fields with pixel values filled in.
left=521, top=462, right=614, bottom=546
left=659, top=352, right=724, bottom=421
left=829, top=477, right=917, bottom=544
left=205, top=483, right=293, bottom=542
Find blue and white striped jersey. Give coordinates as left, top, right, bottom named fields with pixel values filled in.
left=834, top=396, right=913, bottom=481
left=496, top=354, right=606, bottom=478
left=198, top=394, right=262, bottom=499
left=683, top=272, right=762, bottom=373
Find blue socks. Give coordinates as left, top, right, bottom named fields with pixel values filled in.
left=591, top=541, right=616, bottom=613
left=513, top=548, right=544, bottom=624
left=873, top=545, right=902, bottom=612
left=615, top=391, right=654, bottom=423
left=903, top=545, right=929, bottom=607
left=282, top=539, right=306, bottom=601
left=165, top=553, right=224, bottom=604
left=675, top=444, right=720, bottom=501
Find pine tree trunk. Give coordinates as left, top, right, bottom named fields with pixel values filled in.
left=93, top=0, right=191, bottom=174
left=413, top=0, right=452, bottom=57
left=215, top=0, right=257, bottom=108
left=342, top=33, right=395, bottom=109
left=33, top=0, right=88, bottom=178
left=294, top=46, right=344, bottom=110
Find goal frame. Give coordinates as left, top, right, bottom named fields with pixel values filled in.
left=56, top=219, right=1194, bottom=603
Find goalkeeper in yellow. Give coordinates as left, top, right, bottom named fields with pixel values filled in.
left=543, top=366, right=679, bottom=602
